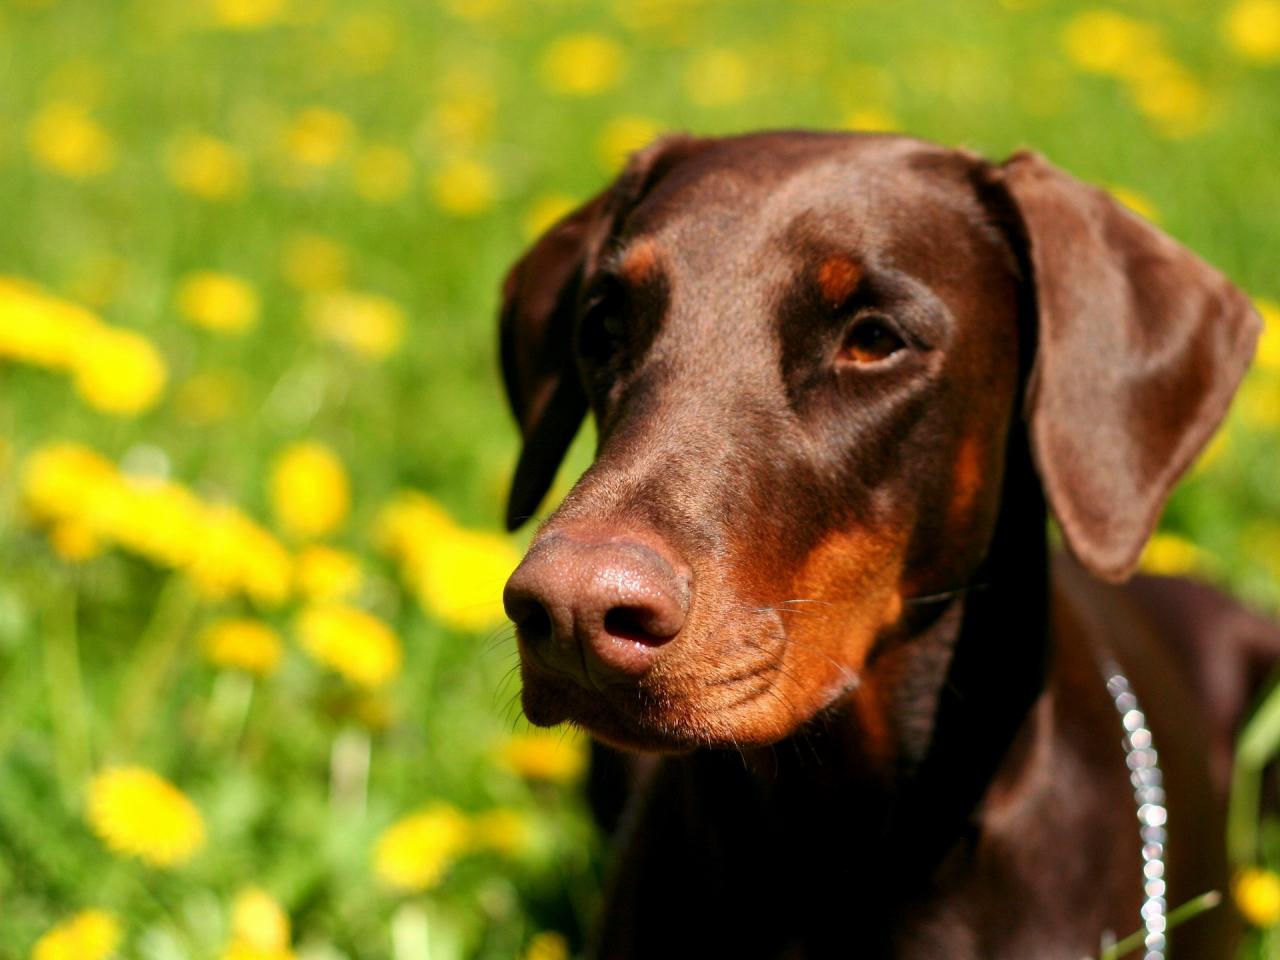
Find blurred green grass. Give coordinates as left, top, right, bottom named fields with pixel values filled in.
left=1, top=0, right=1279, bottom=957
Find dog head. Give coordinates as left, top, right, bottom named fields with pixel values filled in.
left=499, top=132, right=1260, bottom=753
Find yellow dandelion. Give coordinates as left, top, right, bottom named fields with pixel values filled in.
left=1236, top=374, right=1280, bottom=429
left=1225, top=0, right=1280, bottom=62
left=1139, top=532, right=1205, bottom=577
left=32, top=909, right=122, bottom=960
left=1254, top=297, right=1280, bottom=372
left=1236, top=867, right=1280, bottom=926
left=87, top=767, right=205, bottom=867
left=0, top=277, right=167, bottom=415
left=1109, top=185, right=1160, bottom=223
left=335, top=12, right=398, bottom=74
left=279, top=233, right=349, bottom=292
left=1128, top=64, right=1212, bottom=139
left=685, top=48, right=750, bottom=108
left=430, top=156, right=498, bottom=217
left=296, top=603, right=401, bottom=688
left=186, top=505, right=294, bottom=607
left=374, top=491, right=519, bottom=629
left=230, top=887, right=291, bottom=952
left=166, top=132, right=249, bottom=201
left=539, top=33, right=625, bottom=96
left=22, top=442, right=292, bottom=606
left=176, top=271, right=260, bottom=335
left=374, top=803, right=472, bottom=891
left=202, top=618, right=283, bottom=677
left=597, top=115, right=660, bottom=170
left=70, top=326, right=167, bottom=415
left=49, top=519, right=103, bottom=563
left=27, top=101, right=116, bottom=179
left=352, top=144, right=413, bottom=203
left=431, top=93, right=495, bottom=149
left=374, top=491, right=456, bottom=555
left=210, top=0, right=288, bottom=29
left=471, top=807, right=533, bottom=857
left=175, top=370, right=243, bottom=425
left=523, top=193, right=577, bottom=240
left=269, top=442, right=350, bottom=540
left=0, top=277, right=104, bottom=368
left=192, top=524, right=291, bottom=603
left=842, top=106, right=900, bottom=133
left=21, top=442, right=116, bottom=522
left=522, top=932, right=569, bottom=960
left=305, top=290, right=406, bottom=358
left=283, top=107, right=353, bottom=169
left=295, top=544, right=362, bottom=601
left=414, top=524, right=520, bottom=629
left=497, top=731, right=588, bottom=784
left=1060, top=10, right=1161, bottom=76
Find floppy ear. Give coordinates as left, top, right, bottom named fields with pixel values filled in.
left=499, top=195, right=607, bottom=531
left=992, top=150, right=1261, bottom=582
left=499, top=134, right=709, bottom=530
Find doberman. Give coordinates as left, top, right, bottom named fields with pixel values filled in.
left=498, top=131, right=1279, bottom=958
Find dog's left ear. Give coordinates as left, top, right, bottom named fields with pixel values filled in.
left=991, top=150, right=1261, bottom=582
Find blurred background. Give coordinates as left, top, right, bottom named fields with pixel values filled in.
left=1, top=0, right=1279, bottom=957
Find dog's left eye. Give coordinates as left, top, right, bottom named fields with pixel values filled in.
left=838, top=316, right=906, bottom=365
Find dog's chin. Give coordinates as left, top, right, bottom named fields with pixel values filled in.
left=518, top=663, right=813, bottom=754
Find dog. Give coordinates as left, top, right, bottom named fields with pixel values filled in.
left=498, top=131, right=1279, bottom=958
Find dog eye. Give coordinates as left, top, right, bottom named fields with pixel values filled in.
left=838, top=316, right=905, bottom=365
left=600, top=313, right=627, bottom=339
left=578, top=290, right=629, bottom=363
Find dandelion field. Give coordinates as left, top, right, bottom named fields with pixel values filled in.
left=1, top=0, right=1279, bottom=957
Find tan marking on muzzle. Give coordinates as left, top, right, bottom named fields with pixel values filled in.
left=948, top=435, right=987, bottom=533
left=786, top=524, right=907, bottom=676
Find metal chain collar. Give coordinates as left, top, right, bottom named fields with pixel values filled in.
left=1103, top=662, right=1169, bottom=960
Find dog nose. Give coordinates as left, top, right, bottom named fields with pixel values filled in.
left=503, top=532, right=689, bottom=682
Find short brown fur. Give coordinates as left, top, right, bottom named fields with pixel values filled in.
left=497, top=131, right=1274, bottom=958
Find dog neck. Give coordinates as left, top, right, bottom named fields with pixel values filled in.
left=737, top=432, right=1054, bottom=885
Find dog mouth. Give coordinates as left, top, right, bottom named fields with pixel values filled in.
left=516, top=624, right=856, bottom=753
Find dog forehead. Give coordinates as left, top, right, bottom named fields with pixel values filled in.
left=616, top=133, right=991, bottom=283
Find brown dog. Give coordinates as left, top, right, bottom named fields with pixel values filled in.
left=498, top=131, right=1279, bottom=958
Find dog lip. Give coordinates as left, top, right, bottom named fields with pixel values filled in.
left=519, top=641, right=593, bottom=690
left=519, top=658, right=694, bottom=749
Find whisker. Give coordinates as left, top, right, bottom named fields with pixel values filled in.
left=903, top=582, right=989, bottom=605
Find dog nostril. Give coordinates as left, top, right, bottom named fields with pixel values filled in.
left=603, top=605, right=676, bottom=646
left=511, top=599, right=553, bottom=645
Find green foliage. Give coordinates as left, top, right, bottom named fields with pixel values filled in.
left=0, top=0, right=1278, bottom=956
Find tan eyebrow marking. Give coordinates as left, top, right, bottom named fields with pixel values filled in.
left=817, top=255, right=863, bottom=305
left=620, top=239, right=661, bottom=285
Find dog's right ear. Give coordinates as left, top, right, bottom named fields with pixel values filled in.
left=499, top=134, right=709, bottom=530
left=499, top=194, right=608, bottom=530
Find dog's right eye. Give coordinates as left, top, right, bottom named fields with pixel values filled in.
left=578, top=282, right=630, bottom=363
